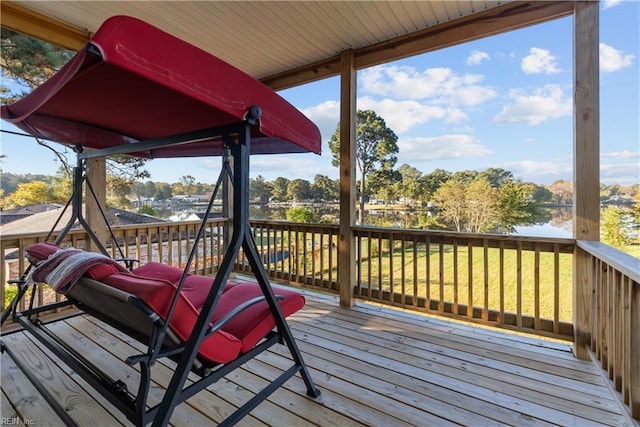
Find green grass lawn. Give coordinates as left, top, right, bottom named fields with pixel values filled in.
left=355, top=240, right=573, bottom=322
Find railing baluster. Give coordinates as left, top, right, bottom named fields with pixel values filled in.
left=425, top=235, right=431, bottom=311
left=516, top=240, right=522, bottom=328
left=438, top=241, right=444, bottom=314
left=534, top=243, right=541, bottom=331
left=483, top=239, right=489, bottom=322
left=413, top=236, right=418, bottom=307
left=453, top=239, right=459, bottom=315
left=400, top=235, right=406, bottom=304
left=500, top=239, right=506, bottom=326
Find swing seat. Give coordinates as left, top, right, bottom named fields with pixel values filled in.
left=26, top=242, right=305, bottom=365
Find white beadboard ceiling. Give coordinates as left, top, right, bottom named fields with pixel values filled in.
left=12, top=1, right=506, bottom=80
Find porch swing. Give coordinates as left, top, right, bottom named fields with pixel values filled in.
left=0, top=15, right=320, bottom=427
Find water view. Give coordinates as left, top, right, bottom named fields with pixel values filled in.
left=248, top=204, right=575, bottom=238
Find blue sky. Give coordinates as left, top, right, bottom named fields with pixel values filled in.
left=1, top=1, right=638, bottom=187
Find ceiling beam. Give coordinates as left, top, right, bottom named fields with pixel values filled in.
left=1, top=1, right=89, bottom=51
left=262, top=1, right=574, bottom=90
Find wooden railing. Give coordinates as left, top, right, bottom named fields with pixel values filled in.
left=0, top=219, right=227, bottom=327
left=240, top=221, right=575, bottom=340
left=352, top=226, right=575, bottom=340
left=3, top=220, right=639, bottom=418
left=576, top=240, right=640, bottom=419
left=239, top=221, right=339, bottom=293
left=2, top=220, right=575, bottom=339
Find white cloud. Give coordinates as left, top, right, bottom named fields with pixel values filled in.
left=521, top=48, right=561, bottom=74
left=467, top=50, right=490, bottom=66
left=301, top=97, right=468, bottom=137
left=494, top=84, right=572, bottom=125
left=502, top=160, right=572, bottom=183
left=360, top=65, right=496, bottom=106
left=249, top=152, right=336, bottom=181
left=601, top=0, right=622, bottom=10
left=601, top=162, right=640, bottom=185
left=601, top=150, right=639, bottom=159
left=358, top=96, right=466, bottom=133
left=397, top=134, right=492, bottom=162
left=599, top=43, right=635, bottom=72
left=302, top=100, right=340, bottom=142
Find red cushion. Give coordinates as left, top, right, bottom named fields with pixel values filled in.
left=133, top=262, right=233, bottom=309
left=213, top=283, right=305, bottom=353
left=102, top=272, right=243, bottom=364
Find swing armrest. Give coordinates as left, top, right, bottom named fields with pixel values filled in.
left=205, top=295, right=285, bottom=338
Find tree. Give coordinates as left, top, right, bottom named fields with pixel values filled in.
left=144, top=181, right=157, bottom=199
left=548, top=180, right=573, bottom=204
left=465, top=177, right=498, bottom=233
left=286, top=179, right=312, bottom=201
left=432, top=179, right=466, bottom=232
left=423, top=169, right=452, bottom=197
left=1, top=28, right=73, bottom=103
left=601, top=206, right=632, bottom=249
left=368, top=167, right=401, bottom=206
left=180, top=175, right=196, bottom=194
left=154, top=182, right=173, bottom=201
left=286, top=206, right=315, bottom=223
left=138, top=205, right=157, bottom=217
left=496, top=180, right=539, bottom=233
left=311, top=174, right=338, bottom=202
left=397, top=164, right=425, bottom=206
left=270, top=177, right=290, bottom=201
left=2, top=181, right=56, bottom=208
left=478, top=168, right=514, bottom=188
left=328, top=110, right=399, bottom=223
left=250, top=175, right=273, bottom=203
left=531, top=185, right=553, bottom=204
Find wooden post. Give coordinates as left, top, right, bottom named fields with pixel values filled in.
left=338, top=49, right=356, bottom=307
left=85, top=155, right=107, bottom=252
left=573, top=1, right=599, bottom=360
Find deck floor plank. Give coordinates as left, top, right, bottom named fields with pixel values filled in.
left=66, top=315, right=267, bottom=427
left=1, top=288, right=632, bottom=427
left=297, top=303, right=619, bottom=411
left=2, top=332, right=126, bottom=426
left=293, top=303, right=625, bottom=425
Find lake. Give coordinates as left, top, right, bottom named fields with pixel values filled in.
left=249, top=204, right=575, bottom=238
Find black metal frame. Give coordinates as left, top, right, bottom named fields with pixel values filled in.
left=1, top=111, right=320, bottom=426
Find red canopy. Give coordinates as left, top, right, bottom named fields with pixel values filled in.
left=1, top=16, right=321, bottom=157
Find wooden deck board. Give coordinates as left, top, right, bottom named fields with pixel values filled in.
left=1, top=288, right=631, bottom=426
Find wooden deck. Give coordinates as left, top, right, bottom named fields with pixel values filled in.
left=1, top=288, right=633, bottom=426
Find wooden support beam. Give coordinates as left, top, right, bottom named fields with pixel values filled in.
left=85, top=156, right=107, bottom=253
left=0, top=1, right=89, bottom=51
left=573, top=1, right=600, bottom=360
left=263, top=1, right=574, bottom=90
left=338, top=49, right=356, bottom=308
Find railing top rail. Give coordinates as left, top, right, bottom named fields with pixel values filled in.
left=577, top=240, right=640, bottom=282
left=0, top=217, right=230, bottom=241
left=352, top=225, right=575, bottom=253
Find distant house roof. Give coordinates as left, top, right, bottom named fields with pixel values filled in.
left=0, top=204, right=165, bottom=236
left=0, top=202, right=64, bottom=225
